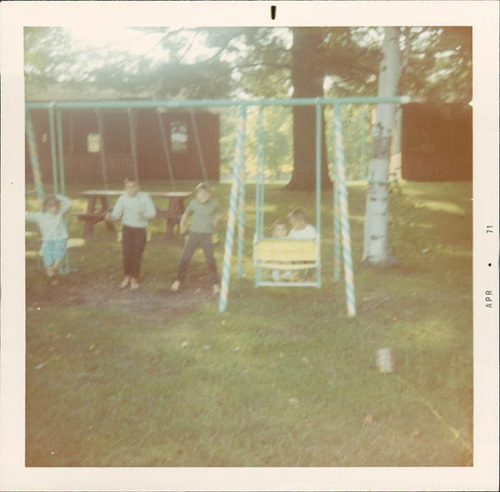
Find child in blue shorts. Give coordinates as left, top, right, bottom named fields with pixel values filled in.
left=26, top=195, right=72, bottom=278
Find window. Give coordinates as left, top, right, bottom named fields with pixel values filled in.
left=170, top=121, right=188, bottom=153
left=87, top=133, right=101, bottom=153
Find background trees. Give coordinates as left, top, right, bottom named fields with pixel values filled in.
left=24, top=25, right=471, bottom=187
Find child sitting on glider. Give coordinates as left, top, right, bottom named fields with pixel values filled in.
left=287, top=208, right=317, bottom=240
left=171, top=183, right=223, bottom=295
left=270, top=219, right=290, bottom=282
left=26, top=194, right=72, bottom=279
left=287, top=207, right=317, bottom=280
left=106, top=179, right=156, bottom=290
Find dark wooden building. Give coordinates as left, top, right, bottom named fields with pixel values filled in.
left=26, top=105, right=220, bottom=185
left=401, top=103, right=472, bottom=182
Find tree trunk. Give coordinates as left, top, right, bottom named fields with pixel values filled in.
left=287, top=28, right=333, bottom=191
left=362, top=27, right=401, bottom=264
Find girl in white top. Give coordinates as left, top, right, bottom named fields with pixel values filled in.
left=106, top=180, right=156, bottom=290
left=26, top=194, right=72, bottom=278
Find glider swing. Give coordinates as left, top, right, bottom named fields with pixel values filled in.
left=252, top=105, right=321, bottom=288
left=217, top=96, right=407, bottom=316
left=217, top=99, right=332, bottom=314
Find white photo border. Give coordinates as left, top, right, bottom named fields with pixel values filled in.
left=1, top=1, right=498, bottom=491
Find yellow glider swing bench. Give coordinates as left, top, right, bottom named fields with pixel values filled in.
left=253, top=236, right=321, bottom=287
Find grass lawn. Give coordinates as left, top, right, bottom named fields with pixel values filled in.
left=25, top=180, right=472, bottom=466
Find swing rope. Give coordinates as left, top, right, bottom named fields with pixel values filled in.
left=255, top=106, right=265, bottom=240
left=127, top=108, right=140, bottom=183
left=48, top=106, right=60, bottom=195
left=95, top=109, right=109, bottom=190
left=156, top=108, right=177, bottom=190
left=55, top=108, right=71, bottom=273
left=26, top=109, right=45, bottom=201
left=189, top=108, right=209, bottom=183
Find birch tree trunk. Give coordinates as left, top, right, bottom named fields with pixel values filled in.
left=362, top=27, right=401, bottom=264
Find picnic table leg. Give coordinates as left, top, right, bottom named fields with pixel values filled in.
left=166, top=197, right=184, bottom=237
left=99, top=197, right=115, bottom=232
left=82, top=196, right=97, bottom=237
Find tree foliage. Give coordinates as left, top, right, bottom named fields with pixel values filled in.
left=24, top=26, right=472, bottom=187
left=399, top=27, right=472, bottom=102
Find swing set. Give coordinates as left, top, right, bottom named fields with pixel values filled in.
left=216, top=96, right=407, bottom=317
left=25, top=107, right=85, bottom=273
left=25, top=102, right=211, bottom=268
left=25, top=96, right=406, bottom=313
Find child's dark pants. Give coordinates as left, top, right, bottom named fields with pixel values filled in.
left=122, top=225, right=147, bottom=279
left=176, top=232, right=219, bottom=285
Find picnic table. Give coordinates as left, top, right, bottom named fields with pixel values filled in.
left=73, top=190, right=192, bottom=238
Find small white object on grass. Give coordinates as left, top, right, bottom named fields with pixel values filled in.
left=376, top=347, right=394, bottom=373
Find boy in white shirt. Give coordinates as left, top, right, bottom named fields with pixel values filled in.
left=287, top=208, right=317, bottom=239
left=106, top=180, right=156, bottom=290
left=287, top=208, right=317, bottom=280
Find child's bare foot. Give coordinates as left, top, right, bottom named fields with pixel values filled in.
left=120, top=276, right=131, bottom=289
left=46, top=267, right=55, bottom=278
left=171, top=280, right=181, bottom=292
left=212, top=284, right=220, bottom=295
left=52, top=260, right=61, bottom=275
left=130, top=278, right=139, bottom=290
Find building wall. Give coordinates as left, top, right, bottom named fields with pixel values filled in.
left=401, top=103, right=472, bottom=182
left=26, top=107, right=220, bottom=186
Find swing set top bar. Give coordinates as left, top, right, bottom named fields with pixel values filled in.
left=25, top=96, right=410, bottom=111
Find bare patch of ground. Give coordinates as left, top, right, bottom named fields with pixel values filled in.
left=26, top=273, right=218, bottom=321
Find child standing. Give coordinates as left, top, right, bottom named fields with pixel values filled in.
left=106, top=180, right=156, bottom=290
left=171, top=183, right=222, bottom=295
left=26, top=194, right=72, bottom=278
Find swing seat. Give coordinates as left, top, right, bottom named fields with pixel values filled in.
left=67, top=238, right=85, bottom=248
left=25, top=249, right=42, bottom=258
left=253, top=238, right=319, bottom=270
left=26, top=237, right=85, bottom=258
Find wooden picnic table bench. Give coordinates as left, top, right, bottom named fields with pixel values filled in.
left=74, top=190, right=192, bottom=238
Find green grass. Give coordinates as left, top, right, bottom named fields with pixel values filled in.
left=25, top=180, right=472, bottom=466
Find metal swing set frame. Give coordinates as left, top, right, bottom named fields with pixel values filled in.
left=25, top=101, right=211, bottom=270
left=215, top=95, right=407, bottom=317
left=26, top=96, right=406, bottom=311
